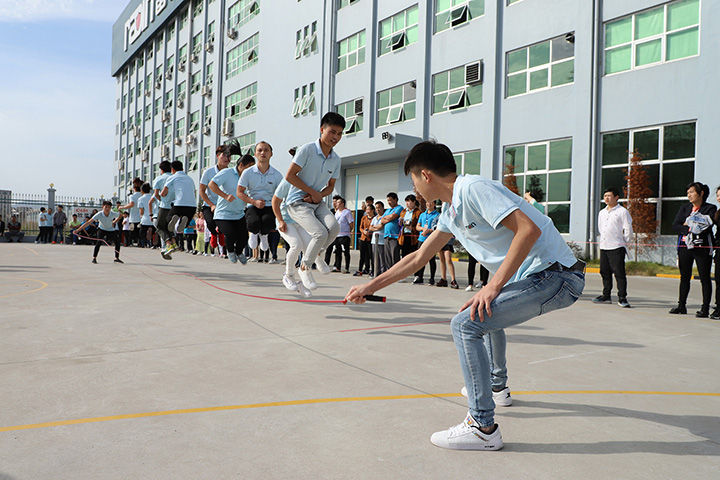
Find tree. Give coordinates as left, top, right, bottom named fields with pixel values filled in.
left=623, top=149, right=658, bottom=260
left=503, top=161, right=520, bottom=196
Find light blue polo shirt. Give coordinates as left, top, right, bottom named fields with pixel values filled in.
left=273, top=179, right=296, bottom=226
left=383, top=205, right=403, bottom=239
left=211, top=167, right=247, bottom=220
left=38, top=212, right=51, bottom=227
left=418, top=209, right=440, bottom=242
left=239, top=164, right=283, bottom=202
left=92, top=210, right=120, bottom=232
left=200, top=165, right=221, bottom=207
left=285, top=140, right=341, bottom=205
left=138, top=193, right=154, bottom=226
left=436, top=175, right=577, bottom=283
left=153, top=172, right=174, bottom=210
left=164, top=171, right=196, bottom=207
left=128, top=191, right=142, bottom=223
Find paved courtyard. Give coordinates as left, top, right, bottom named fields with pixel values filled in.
left=1, top=242, right=719, bottom=479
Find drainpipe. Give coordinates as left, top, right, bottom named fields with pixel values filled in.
left=587, top=0, right=603, bottom=260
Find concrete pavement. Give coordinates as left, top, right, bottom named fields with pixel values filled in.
left=1, top=241, right=719, bottom=479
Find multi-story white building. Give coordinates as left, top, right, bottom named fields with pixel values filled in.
left=112, top=0, right=717, bottom=250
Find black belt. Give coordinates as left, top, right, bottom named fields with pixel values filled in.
left=546, top=260, right=586, bottom=274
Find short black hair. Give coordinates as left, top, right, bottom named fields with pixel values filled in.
left=171, top=160, right=184, bottom=171
left=404, top=140, right=457, bottom=177
left=256, top=141, right=273, bottom=152
left=102, top=200, right=112, bottom=207
left=238, top=154, right=256, bottom=167
left=375, top=201, right=385, bottom=209
left=141, top=182, right=151, bottom=194
left=604, top=187, right=620, bottom=198
left=337, top=197, right=346, bottom=206
left=321, top=112, right=346, bottom=129
left=332, top=194, right=343, bottom=201
left=386, top=192, right=398, bottom=201
left=365, top=196, right=374, bottom=204
left=405, top=194, right=417, bottom=204
left=687, top=182, right=709, bottom=201
left=159, top=160, right=172, bottom=173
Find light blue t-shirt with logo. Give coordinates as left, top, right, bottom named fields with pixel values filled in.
left=285, top=140, right=341, bottom=205
left=92, top=210, right=120, bottom=232
left=128, top=191, right=142, bottom=223
left=138, top=193, right=154, bottom=226
left=200, top=165, right=221, bottom=207
left=436, top=175, right=577, bottom=283
left=164, top=171, right=196, bottom=207
left=239, top=165, right=283, bottom=202
left=418, top=209, right=440, bottom=242
left=211, top=167, right=247, bottom=220
left=383, top=205, right=403, bottom=239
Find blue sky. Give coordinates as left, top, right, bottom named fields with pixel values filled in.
left=0, top=0, right=128, bottom=199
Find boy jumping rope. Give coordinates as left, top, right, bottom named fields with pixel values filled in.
left=285, top=112, right=345, bottom=290
left=346, top=141, right=585, bottom=450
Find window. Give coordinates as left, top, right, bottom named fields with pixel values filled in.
left=292, top=82, right=316, bottom=117
left=193, top=0, right=203, bottom=18
left=154, top=98, right=161, bottom=116
left=163, top=124, right=172, bottom=143
left=379, top=5, right=419, bottom=56
left=189, top=111, right=200, bottom=133
left=192, top=32, right=203, bottom=57
left=229, top=131, right=256, bottom=154
left=336, top=98, right=364, bottom=134
left=137, top=56, right=144, bottom=69
left=508, top=0, right=524, bottom=4
left=165, top=89, right=173, bottom=109
left=144, top=105, right=151, bottom=121
left=203, top=146, right=212, bottom=170
left=188, top=151, right=199, bottom=171
left=432, top=62, right=483, bottom=114
left=604, top=0, right=699, bottom=75
left=377, top=81, right=416, bottom=127
left=179, top=44, right=188, bottom=68
left=137, top=81, right=143, bottom=98
left=205, top=104, right=213, bottom=127
left=225, top=82, right=258, bottom=120
left=176, top=118, right=185, bottom=138
left=167, top=23, right=175, bottom=42
left=153, top=130, right=161, bottom=148
left=504, top=138, right=573, bottom=233
left=147, top=46, right=154, bottom=60
left=454, top=149, right=482, bottom=175
left=178, top=81, right=187, bottom=106
left=295, top=21, right=318, bottom=59
left=191, top=72, right=202, bottom=93
left=179, top=10, right=188, bottom=30
left=601, top=122, right=696, bottom=234
left=507, top=32, right=575, bottom=97
left=122, top=94, right=127, bottom=109
left=206, top=63, right=214, bottom=84
left=435, top=0, right=484, bottom=34
left=338, top=0, right=359, bottom=8
left=338, top=30, right=366, bottom=72
left=226, top=33, right=259, bottom=78
left=129, top=88, right=134, bottom=102
left=228, top=0, right=260, bottom=30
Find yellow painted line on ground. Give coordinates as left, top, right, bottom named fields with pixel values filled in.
left=0, top=277, right=49, bottom=298
left=656, top=273, right=682, bottom=279
left=1, top=390, right=718, bottom=433
left=22, top=246, right=39, bottom=256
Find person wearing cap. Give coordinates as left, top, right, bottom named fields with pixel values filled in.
left=208, top=154, right=256, bottom=264
left=236, top=141, right=283, bottom=258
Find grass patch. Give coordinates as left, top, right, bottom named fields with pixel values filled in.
left=587, top=259, right=687, bottom=277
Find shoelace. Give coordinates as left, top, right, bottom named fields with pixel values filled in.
left=447, top=419, right=475, bottom=436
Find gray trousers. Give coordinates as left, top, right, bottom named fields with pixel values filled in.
left=287, top=201, right=339, bottom=268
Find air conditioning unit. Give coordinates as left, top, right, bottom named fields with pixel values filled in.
left=177, top=95, right=185, bottom=109
left=205, top=42, right=214, bottom=53
left=142, top=148, right=150, bottom=162
left=202, top=125, right=211, bottom=136
left=227, top=27, right=237, bottom=39
left=161, top=145, right=170, bottom=157
left=145, top=89, right=151, bottom=97
left=133, top=126, right=141, bottom=137
left=178, top=59, right=186, bottom=72
left=186, top=134, right=196, bottom=146
left=201, top=85, right=212, bottom=97
left=354, top=98, right=364, bottom=115
left=155, top=79, right=162, bottom=89
left=162, top=109, right=170, bottom=122
left=190, top=54, right=198, bottom=63
left=465, top=61, right=483, bottom=85
left=222, top=118, right=234, bottom=136
left=174, top=137, right=183, bottom=146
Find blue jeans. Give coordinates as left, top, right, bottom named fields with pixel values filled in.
left=452, top=269, right=585, bottom=427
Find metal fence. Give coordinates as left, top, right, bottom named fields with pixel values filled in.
left=0, top=189, right=110, bottom=238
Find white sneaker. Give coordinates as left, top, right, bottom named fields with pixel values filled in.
left=430, top=412, right=503, bottom=450
left=296, top=282, right=313, bottom=298
left=465, top=285, right=474, bottom=292
left=460, top=386, right=513, bottom=407
left=314, top=256, right=331, bottom=275
left=249, top=257, right=260, bottom=263
left=282, top=274, right=298, bottom=291
left=298, top=267, right=317, bottom=290
left=167, top=215, right=180, bottom=233
left=268, top=258, right=279, bottom=264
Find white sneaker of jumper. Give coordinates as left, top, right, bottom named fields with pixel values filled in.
left=296, top=282, right=313, bottom=298
left=430, top=412, right=503, bottom=450
left=314, top=256, right=331, bottom=275
left=282, top=273, right=298, bottom=291
left=460, top=386, right=513, bottom=407
left=298, top=267, right=317, bottom=290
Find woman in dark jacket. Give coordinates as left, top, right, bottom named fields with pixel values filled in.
left=712, top=185, right=720, bottom=320
left=670, top=182, right=717, bottom=317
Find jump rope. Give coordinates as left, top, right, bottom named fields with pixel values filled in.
left=73, top=231, right=386, bottom=305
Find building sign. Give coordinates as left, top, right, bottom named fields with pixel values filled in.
left=123, top=0, right=169, bottom=52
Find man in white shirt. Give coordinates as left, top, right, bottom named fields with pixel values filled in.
left=594, top=187, right=633, bottom=308
left=161, top=160, right=198, bottom=257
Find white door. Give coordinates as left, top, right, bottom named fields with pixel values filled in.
left=343, top=163, right=400, bottom=210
